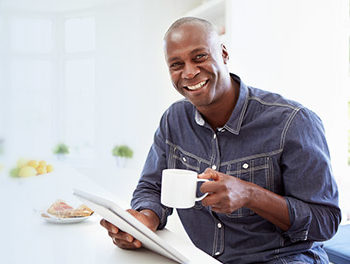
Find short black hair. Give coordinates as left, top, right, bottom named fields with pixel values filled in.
left=164, top=17, right=217, bottom=39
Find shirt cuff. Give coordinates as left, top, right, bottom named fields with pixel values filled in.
left=132, top=201, right=172, bottom=230
left=282, top=196, right=311, bottom=242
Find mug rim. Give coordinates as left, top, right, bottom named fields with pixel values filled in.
left=162, top=168, right=197, bottom=175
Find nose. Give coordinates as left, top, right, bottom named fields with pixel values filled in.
left=181, top=63, right=200, bottom=79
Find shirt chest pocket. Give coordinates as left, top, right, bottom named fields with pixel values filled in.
left=168, top=146, right=201, bottom=173
left=224, top=156, right=273, bottom=218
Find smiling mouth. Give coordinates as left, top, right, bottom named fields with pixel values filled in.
left=184, top=80, right=208, bottom=91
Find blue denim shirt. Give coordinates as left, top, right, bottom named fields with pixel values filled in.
left=131, top=74, right=341, bottom=263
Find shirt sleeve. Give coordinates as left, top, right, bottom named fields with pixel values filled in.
left=130, top=111, right=173, bottom=230
left=280, top=107, right=341, bottom=242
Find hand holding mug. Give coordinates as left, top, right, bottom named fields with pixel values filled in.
left=198, top=168, right=252, bottom=214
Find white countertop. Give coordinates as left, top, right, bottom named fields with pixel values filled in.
left=0, top=164, right=220, bottom=264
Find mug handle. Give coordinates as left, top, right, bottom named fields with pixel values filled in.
left=195, top=179, right=209, bottom=201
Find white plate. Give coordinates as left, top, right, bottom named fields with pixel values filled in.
left=41, top=212, right=91, bottom=224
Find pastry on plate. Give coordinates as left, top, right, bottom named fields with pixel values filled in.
left=47, top=200, right=93, bottom=218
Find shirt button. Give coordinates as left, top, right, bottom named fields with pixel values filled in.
left=211, top=165, right=217, bottom=170
left=182, top=157, right=187, bottom=162
left=217, top=223, right=222, bottom=228
left=242, top=163, right=249, bottom=169
left=215, top=252, right=220, bottom=256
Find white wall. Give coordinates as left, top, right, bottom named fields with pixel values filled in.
left=0, top=0, right=199, bottom=171
left=0, top=14, right=5, bottom=143
left=226, top=0, right=349, bottom=180
left=93, top=0, right=197, bottom=171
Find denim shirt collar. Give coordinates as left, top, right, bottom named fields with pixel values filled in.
left=194, top=73, right=249, bottom=135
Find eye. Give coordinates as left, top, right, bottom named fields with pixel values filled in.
left=169, top=62, right=183, bottom=70
left=194, top=53, right=208, bottom=62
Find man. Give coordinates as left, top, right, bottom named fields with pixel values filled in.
left=101, top=17, right=341, bottom=263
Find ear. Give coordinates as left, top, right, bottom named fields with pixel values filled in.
left=221, top=44, right=229, bottom=64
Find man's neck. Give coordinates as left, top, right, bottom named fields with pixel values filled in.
left=198, top=77, right=240, bottom=131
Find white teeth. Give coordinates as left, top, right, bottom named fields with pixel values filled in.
left=186, top=80, right=207, bottom=90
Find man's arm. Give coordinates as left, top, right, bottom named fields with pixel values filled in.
left=199, top=169, right=290, bottom=231
left=131, top=112, right=173, bottom=230
left=279, top=108, right=341, bottom=241
left=200, top=107, right=341, bottom=241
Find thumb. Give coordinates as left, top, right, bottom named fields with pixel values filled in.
left=198, top=168, right=219, bottom=181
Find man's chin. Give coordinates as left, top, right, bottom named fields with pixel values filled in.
left=188, top=97, right=212, bottom=109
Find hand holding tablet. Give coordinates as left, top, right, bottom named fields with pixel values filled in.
left=100, top=209, right=159, bottom=249
left=73, top=189, right=189, bottom=263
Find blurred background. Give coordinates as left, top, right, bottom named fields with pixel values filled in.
left=0, top=0, right=349, bottom=216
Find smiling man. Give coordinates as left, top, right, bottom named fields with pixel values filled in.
left=100, top=17, right=341, bottom=263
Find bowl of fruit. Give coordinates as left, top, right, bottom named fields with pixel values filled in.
left=10, top=158, right=54, bottom=178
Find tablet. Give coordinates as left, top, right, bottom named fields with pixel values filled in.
left=73, top=189, right=189, bottom=264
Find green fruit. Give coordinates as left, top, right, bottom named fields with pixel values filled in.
left=10, top=167, right=20, bottom=177
left=18, top=166, right=37, bottom=177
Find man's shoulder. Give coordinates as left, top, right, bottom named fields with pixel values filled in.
left=246, top=86, right=322, bottom=125
left=247, top=86, right=303, bottom=110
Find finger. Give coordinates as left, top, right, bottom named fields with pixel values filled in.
left=200, top=181, right=221, bottom=194
left=100, top=219, right=119, bottom=234
left=126, top=209, right=138, bottom=216
left=112, top=236, right=142, bottom=249
left=109, top=231, right=134, bottom=243
left=198, top=168, right=219, bottom=181
left=201, top=193, right=222, bottom=207
left=126, top=209, right=147, bottom=227
left=100, top=218, right=108, bottom=228
left=198, top=168, right=214, bottom=179
left=113, top=238, right=138, bottom=249
left=133, top=239, right=142, bottom=248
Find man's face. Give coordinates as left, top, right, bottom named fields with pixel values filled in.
left=164, top=23, right=229, bottom=109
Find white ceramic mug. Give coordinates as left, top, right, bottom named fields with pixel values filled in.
left=161, top=169, right=209, bottom=208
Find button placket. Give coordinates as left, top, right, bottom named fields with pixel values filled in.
left=212, top=221, right=224, bottom=257
left=211, top=132, right=218, bottom=171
